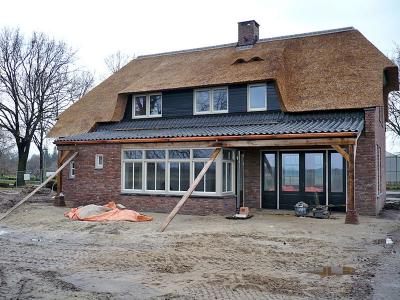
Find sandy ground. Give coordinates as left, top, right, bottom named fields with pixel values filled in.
left=0, top=191, right=399, bottom=299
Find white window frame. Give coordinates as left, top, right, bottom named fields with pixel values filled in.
left=69, top=161, right=75, bottom=179
left=247, top=83, right=267, bottom=112
left=121, top=148, right=235, bottom=196
left=193, top=87, right=228, bottom=115
left=122, top=151, right=144, bottom=191
left=222, top=150, right=235, bottom=193
left=95, top=154, right=104, bottom=169
left=132, top=93, right=162, bottom=118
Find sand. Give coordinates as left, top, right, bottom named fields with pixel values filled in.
left=0, top=194, right=399, bottom=299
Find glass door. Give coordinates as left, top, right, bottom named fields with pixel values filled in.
left=261, top=152, right=277, bottom=209
left=328, top=151, right=346, bottom=211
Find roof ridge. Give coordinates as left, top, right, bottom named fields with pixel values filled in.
left=136, top=27, right=356, bottom=59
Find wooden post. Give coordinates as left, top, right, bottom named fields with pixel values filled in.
left=0, top=152, right=78, bottom=222
left=159, top=148, right=221, bottom=232
left=345, top=144, right=359, bottom=224
left=57, top=150, right=63, bottom=196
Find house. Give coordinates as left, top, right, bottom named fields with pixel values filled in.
left=49, top=21, right=399, bottom=224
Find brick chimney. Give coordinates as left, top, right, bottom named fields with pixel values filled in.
left=237, top=20, right=259, bottom=47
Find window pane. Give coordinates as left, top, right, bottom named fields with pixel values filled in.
left=134, top=162, right=142, bottom=190
left=156, top=162, right=165, bottom=190
left=146, top=163, right=155, bottom=190
left=134, top=96, right=146, bottom=116
left=145, top=150, right=165, bottom=159
left=193, top=149, right=213, bottom=158
left=331, top=153, right=343, bottom=192
left=124, top=150, right=142, bottom=159
left=169, top=162, right=179, bottom=191
left=124, top=162, right=133, bottom=189
left=169, top=149, right=190, bottom=159
left=194, top=162, right=205, bottom=192
left=195, top=90, right=210, bottom=112
left=180, top=162, right=190, bottom=191
left=249, top=85, right=266, bottom=110
left=205, top=163, right=216, bottom=192
left=150, top=95, right=162, bottom=115
left=223, top=162, right=227, bottom=192
left=305, top=153, right=324, bottom=192
left=226, top=162, right=232, bottom=192
left=263, top=153, right=276, bottom=192
left=213, top=88, right=227, bottom=111
left=223, top=150, right=233, bottom=160
left=282, top=154, right=299, bottom=192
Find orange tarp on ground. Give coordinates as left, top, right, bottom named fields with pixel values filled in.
left=64, top=202, right=153, bottom=222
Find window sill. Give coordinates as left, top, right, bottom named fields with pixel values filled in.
left=120, top=192, right=235, bottom=199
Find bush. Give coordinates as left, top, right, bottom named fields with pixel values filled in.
left=0, top=179, right=16, bottom=188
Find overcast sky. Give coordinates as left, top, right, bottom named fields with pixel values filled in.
left=1, top=0, right=399, bottom=152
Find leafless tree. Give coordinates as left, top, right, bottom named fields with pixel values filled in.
left=0, top=28, right=93, bottom=185
left=388, top=46, right=400, bottom=138
left=104, top=50, right=134, bottom=74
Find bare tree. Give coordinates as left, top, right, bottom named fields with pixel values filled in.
left=388, top=46, right=400, bottom=137
left=104, top=50, right=133, bottom=74
left=0, top=28, right=92, bottom=185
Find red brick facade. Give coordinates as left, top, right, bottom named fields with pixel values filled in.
left=60, top=108, right=385, bottom=216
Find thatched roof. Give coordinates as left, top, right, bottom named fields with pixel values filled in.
left=48, top=27, right=398, bottom=138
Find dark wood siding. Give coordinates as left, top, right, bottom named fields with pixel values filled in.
left=229, top=84, right=248, bottom=113
left=162, top=89, right=193, bottom=117
left=123, top=82, right=281, bottom=119
left=267, top=82, right=281, bottom=111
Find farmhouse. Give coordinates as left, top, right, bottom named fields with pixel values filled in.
left=49, top=21, right=399, bottom=223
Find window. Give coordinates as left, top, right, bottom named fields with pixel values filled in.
left=330, top=153, right=344, bottom=192
left=305, top=153, right=324, bottom=192
left=95, top=154, right=104, bottom=169
left=281, top=154, right=299, bottom=192
left=194, top=87, right=228, bottom=114
left=69, top=161, right=75, bottom=179
left=222, top=150, right=234, bottom=193
left=121, top=148, right=234, bottom=196
left=377, top=145, right=382, bottom=195
left=263, top=153, right=276, bottom=192
left=248, top=84, right=267, bottom=111
left=133, top=93, right=162, bottom=118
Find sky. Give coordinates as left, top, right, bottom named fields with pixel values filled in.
left=0, top=0, right=399, bottom=153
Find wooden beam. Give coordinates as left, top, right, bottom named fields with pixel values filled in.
left=159, top=148, right=221, bottom=232
left=222, top=138, right=356, bottom=148
left=55, top=132, right=358, bottom=145
left=0, top=152, right=78, bottom=222
left=345, top=144, right=359, bottom=224
left=331, top=145, right=350, bottom=162
left=59, top=150, right=72, bottom=164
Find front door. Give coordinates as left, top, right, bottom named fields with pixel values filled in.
left=261, top=152, right=277, bottom=208
left=279, top=151, right=326, bottom=209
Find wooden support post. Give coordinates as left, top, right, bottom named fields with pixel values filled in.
left=331, top=145, right=350, bottom=162
left=159, top=148, right=221, bottom=232
left=0, top=152, right=78, bottom=222
left=56, top=150, right=63, bottom=196
left=345, top=144, right=359, bottom=224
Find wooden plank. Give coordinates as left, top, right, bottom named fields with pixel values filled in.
left=345, top=144, right=359, bottom=224
left=222, top=138, right=356, bottom=148
left=59, top=150, right=72, bottom=164
left=55, top=132, right=358, bottom=145
left=331, top=145, right=350, bottom=162
left=159, top=148, right=221, bottom=232
left=0, top=152, right=78, bottom=222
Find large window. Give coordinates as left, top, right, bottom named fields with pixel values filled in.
left=194, top=87, right=228, bottom=114
left=281, top=153, right=299, bottom=192
left=133, top=93, right=162, bottom=118
left=248, top=84, right=267, bottom=111
left=305, top=153, right=324, bottom=192
left=122, top=148, right=235, bottom=196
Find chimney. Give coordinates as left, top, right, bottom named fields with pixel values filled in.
left=237, top=20, right=259, bottom=47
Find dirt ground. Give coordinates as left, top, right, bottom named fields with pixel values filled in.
left=0, top=190, right=399, bottom=299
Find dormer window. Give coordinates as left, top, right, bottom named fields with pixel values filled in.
left=133, top=93, right=162, bottom=118
left=248, top=83, right=267, bottom=111
left=194, top=87, right=228, bottom=114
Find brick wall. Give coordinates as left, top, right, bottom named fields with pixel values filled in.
left=61, top=144, right=236, bottom=215
left=243, top=148, right=261, bottom=209
left=355, top=107, right=386, bottom=215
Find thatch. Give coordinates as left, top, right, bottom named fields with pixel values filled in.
left=48, top=28, right=398, bottom=138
